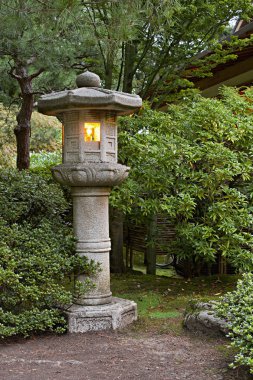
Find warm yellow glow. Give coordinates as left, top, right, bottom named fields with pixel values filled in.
left=84, top=122, right=100, bottom=142
left=86, top=128, right=93, bottom=137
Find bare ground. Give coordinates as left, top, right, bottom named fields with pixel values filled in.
left=0, top=328, right=252, bottom=380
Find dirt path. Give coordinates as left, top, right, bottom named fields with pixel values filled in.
left=0, top=330, right=252, bottom=380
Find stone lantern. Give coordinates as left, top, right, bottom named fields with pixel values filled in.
left=38, top=71, right=142, bottom=332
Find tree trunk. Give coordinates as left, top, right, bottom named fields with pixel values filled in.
left=146, top=214, right=157, bottom=275
left=105, top=50, right=114, bottom=89
left=122, top=41, right=138, bottom=93
left=109, top=206, right=126, bottom=273
left=14, top=67, right=33, bottom=170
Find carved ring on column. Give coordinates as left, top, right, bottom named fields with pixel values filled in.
left=52, top=162, right=129, bottom=187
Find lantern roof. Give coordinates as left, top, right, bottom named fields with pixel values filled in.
left=38, top=71, right=142, bottom=116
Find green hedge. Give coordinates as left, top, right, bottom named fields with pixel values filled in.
left=112, top=87, right=253, bottom=271
left=0, top=169, right=96, bottom=337
left=215, top=274, right=253, bottom=373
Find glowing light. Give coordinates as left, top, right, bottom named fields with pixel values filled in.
left=84, top=122, right=100, bottom=142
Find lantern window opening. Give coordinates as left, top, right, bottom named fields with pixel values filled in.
left=84, top=122, right=101, bottom=142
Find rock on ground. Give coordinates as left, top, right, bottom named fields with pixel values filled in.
left=184, top=302, right=228, bottom=338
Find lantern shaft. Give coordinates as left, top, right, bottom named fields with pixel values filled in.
left=72, top=187, right=111, bottom=306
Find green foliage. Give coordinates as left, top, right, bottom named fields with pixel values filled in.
left=0, top=104, right=16, bottom=168
left=111, top=87, right=253, bottom=270
left=0, top=103, right=62, bottom=168
left=30, top=113, right=62, bottom=153
left=0, top=169, right=96, bottom=338
left=215, top=273, right=253, bottom=372
left=30, top=151, right=62, bottom=172
left=0, top=1, right=81, bottom=87
left=82, top=0, right=253, bottom=103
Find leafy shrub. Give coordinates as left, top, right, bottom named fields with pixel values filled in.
left=0, top=169, right=96, bottom=337
left=0, top=104, right=61, bottom=168
left=30, top=112, right=62, bottom=152
left=30, top=151, right=61, bottom=169
left=112, top=87, right=253, bottom=271
left=0, top=104, right=16, bottom=168
left=30, top=150, right=72, bottom=213
left=215, top=274, right=253, bottom=373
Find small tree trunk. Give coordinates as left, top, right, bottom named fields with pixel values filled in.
left=109, top=206, right=126, bottom=273
left=126, top=244, right=129, bottom=269
left=122, top=41, right=138, bottom=93
left=14, top=67, right=33, bottom=170
left=15, top=111, right=31, bottom=170
left=105, top=50, right=114, bottom=90
left=130, top=247, right=133, bottom=269
left=146, top=214, right=157, bottom=275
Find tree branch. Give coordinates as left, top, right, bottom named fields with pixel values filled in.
left=8, top=66, right=22, bottom=80
left=132, top=28, right=154, bottom=76
left=29, top=68, right=45, bottom=80
left=86, top=5, right=107, bottom=71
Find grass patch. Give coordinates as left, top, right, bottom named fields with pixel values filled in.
left=111, top=273, right=238, bottom=335
left=149, top=310, right=181, bottom=319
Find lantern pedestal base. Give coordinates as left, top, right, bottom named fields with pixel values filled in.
left=66, top=297, right=137, bottom=333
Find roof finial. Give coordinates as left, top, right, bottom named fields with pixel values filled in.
left=76, top=71, right=101, bottom=88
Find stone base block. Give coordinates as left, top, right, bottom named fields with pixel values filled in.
left=66, top=297, right=137, bottom=333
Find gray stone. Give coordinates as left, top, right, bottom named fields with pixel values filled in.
left=184, top=302, right=228, bottom=337
left=66, top=297, right=137, bottom=333
left=59, top=109, right=119, bottom=164
left=53, top=164, right=129, bottom=309
left=37, top=81, right=142, bottom=116
left=71, top=186, right=112, bottom=306
left=76, top=71, right=101, bottom=88
left=52, top=162, right=129, bottom=187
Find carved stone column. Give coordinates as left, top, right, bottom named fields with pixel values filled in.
left=52, top=162, right=129, bottom=307
left=72, top=187, right=112, bottom=306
